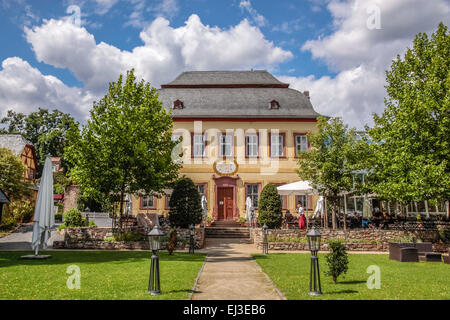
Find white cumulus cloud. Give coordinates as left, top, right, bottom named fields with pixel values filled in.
left=282, top=0, right=450, bottom=128
left=0, top=57, right=96, bottom=119
left=25, top=14, right=293, bottom=95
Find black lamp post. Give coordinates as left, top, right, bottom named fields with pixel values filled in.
left=148, top=225, right=164, bottom=295
left=306, top=227, right=322, bottom=296
left=262, top=223, right=268, bottom=255
left=189, top=224, right=195, bottom=254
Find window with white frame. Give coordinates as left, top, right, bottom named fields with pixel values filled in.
left=142, top=196, right=155, bottom=209
left=219, top=134, right=233, bottom=157
left=246, top=134, right=258, bottom=157
left=246, top=184, right=259, bottom=208
left=295, top=135, right=308, bottom=156
left=193, top=134, right=206, bottom=157
left=270, top=133, right=284, bottom=157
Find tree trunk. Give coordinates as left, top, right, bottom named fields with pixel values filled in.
left=119, top=191, right=124, bottom=230
left=333, top=275, right=337, bottom=284
left=324, top=197, right=328, bottom=229
left=343, top=194, right=347, bottom=231
left=332, top=200, right=337, bottom=230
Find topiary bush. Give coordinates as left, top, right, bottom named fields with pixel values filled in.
left=325, top=239, right=349, bottom=284
left=63, top=209, right=85, bottom=227
left=257, top=183, right=282, bottom=229
left=169, top=177, right=202, bottom=228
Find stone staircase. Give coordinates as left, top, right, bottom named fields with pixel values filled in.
left=206, top=221, right=250, bottom=239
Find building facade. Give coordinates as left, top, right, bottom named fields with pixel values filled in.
left=0, top=134, right=38, bottom=202
left=131, top=70, right=322, bottom=220
left=0, top=134, right=37, bottom=182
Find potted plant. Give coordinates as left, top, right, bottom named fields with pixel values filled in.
left=237, top=217, right=247, bottom=227
left=206, top=216, right=213, bottom=227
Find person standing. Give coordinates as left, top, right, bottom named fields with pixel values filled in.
left=297, top=202, right=307, bottom=229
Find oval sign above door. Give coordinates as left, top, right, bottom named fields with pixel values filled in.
left=213, top=159, right=239, bottom=176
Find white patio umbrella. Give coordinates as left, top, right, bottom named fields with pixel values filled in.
left=276, top=181, right=317, bottom=196
left=31, top=156, right=55, bottom=256
left=245, top=196, right=253, bottom=225
left=312, top=196, right=324, bottom=219
left=362, top=195, right=372, bottom=219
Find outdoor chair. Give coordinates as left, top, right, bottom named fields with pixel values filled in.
left=419, top=252, right=442, bottom=262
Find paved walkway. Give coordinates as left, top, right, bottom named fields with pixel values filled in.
left=0, top=224, right=63, bottom=251
left=191, top=238, right=285, bottom=300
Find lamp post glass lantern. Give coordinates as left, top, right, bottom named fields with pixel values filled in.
left=148, top=225, right=164, bottom=295
left=262, top=224, right=268, bottom=255
left=189, top=224, right=195, bottom=254
left=306, top=227, right=322, bottom=296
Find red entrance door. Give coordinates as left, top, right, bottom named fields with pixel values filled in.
left=217, top=187, right=234, bottom=220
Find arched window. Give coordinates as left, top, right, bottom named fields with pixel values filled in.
left=173, top=100, right=183, bottom=109
left=270, top=100, right=279, bottom=109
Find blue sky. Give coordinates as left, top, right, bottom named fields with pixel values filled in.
left=0, top=0, right=449, bottom=128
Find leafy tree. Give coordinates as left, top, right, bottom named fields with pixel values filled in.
left=297, top=117, right=358, bottom=229
left=65, top=69, right=181, bottom=228
left=169, top=177, right=202, bottom=228
left=369, top=22, right=450, bottom=203
left=0, top=108, right=77, bottom=176
left=257, top=183, right=282, bottom=229
left=325, top=239, right=349, bottom=284
left=0, top=148, right=31, bottom=200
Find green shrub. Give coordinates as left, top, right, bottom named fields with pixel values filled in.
left=55, top=203, right=64, bottom=213
left=57, top=224, right=67, bottom=231
left=55, top=213, right=63, bottom=221
left=9, top=200, right=34, bottom=223
left=257, top=184, right=282, bottom=229
left=169, top=177, right=202, bottom=228
left=439, top=230, right=450, bottom=243
left=63, top=209, right=84, bottom=227
left=325, top=239, right=349, bottom=284
left=113, top=231, right=143, bottom=242
left=266, top=235, right=307, bottom=243
left=0, top=216, right=17, bottom=230
left=393, top=234, right=422, bottom=243
left=237, top=217, right=247, bottom=223
left=206, top=216, right=213, bottom=223
left=53, top=184, right=65, bottom=195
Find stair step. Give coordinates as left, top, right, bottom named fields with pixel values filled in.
left=205, top=226, right=251, bottom=238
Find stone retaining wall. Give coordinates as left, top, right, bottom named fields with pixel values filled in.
left=250, top=228, right=450, bottom=252
left=55, top=226, right=205, bottom=250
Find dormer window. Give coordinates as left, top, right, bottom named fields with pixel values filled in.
left=270, top=100, right=279, bottom=109
left=173, top=100, right=183, bottom=109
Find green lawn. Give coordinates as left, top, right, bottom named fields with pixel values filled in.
left=0, top=251, right=205, bottom=300
left=253, top=253, right=450, bottom=300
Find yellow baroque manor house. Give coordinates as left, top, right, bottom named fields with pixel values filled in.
left=131, top=70, right=323, bottom=221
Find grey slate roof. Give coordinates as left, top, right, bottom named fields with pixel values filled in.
left=158, top=70, right=321, bottom=118
left=0, top=134, right=32, bottom=155
left=0, top=189, right=10, bottom=204
left=164, top=70, right=288, bottom=86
